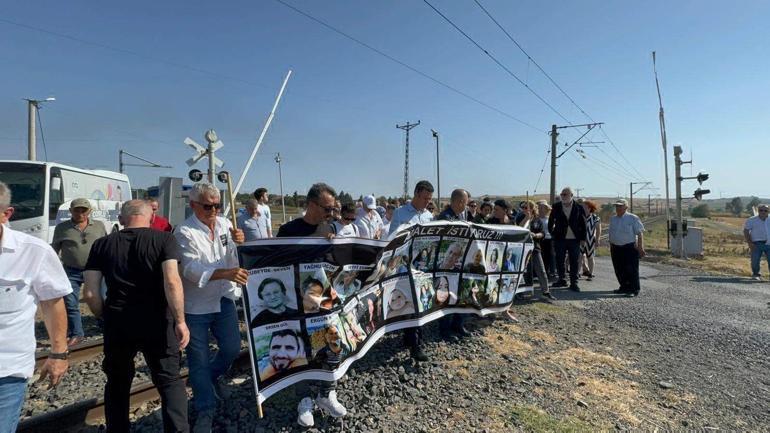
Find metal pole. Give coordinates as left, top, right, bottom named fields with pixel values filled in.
left=119, top=150, right=124, bottom=173
left=432, top=130, right=440, bottom=208
left=231, top=70, right=293, bottom=203
left=396, top=121, right=420, bottom=200
left=207, top=140, right=215, bottom=184
left=27, top=101, right=36, bottom=161
left=653, top=52, right=672, bottom=249
left=549, top=124, right=557, bottom=205
left=629, top=182, right=634, bottom=213
left=648, top=194, right=652, bottom=216
left=276, top=153, right=286, bottom=224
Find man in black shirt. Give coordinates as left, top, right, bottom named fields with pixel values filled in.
left=437, top=189, right=471, bottom=338
left=82, top=200, right=189, bottom=433
left=277, top=182, right=337, bottom=237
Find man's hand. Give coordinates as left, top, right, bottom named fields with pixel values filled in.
left=637, top=246, right=646, bottom=258
left=225, top=267, right=249, bottom=285
left=175, top=322, right=190, bottom=350
left=231, top=228, right=245, bottom=244
left=326, top=233, right=336, bottom=240
left=37, top=358, right=68, bottom=389
left=748, top=242, right=756, bottom=253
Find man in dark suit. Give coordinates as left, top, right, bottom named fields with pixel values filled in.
left=547, top=187, right=587, bottom=291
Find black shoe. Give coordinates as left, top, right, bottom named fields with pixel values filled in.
left=410, top=347, right=429, bottom=362
left=626, top=291, right=639, bottom=297
left=582, top=271, right=592, bottom=277
left=452, top=325, right=471, bottom=337
left=553, top=280, right=568, bottom=288
left=542, top=292, right=557, bottom=302
left=569, top=284, right=581, bottom=292
left=613, top=289, right=625, bottom=294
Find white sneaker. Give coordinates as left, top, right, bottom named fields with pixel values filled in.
left=297, top=397, right=315, bottom=427
left=193, top=410, right=214, bottom=433
left=316, top=390, right=347, bottom=418
left=752, top=275, right=762, bottom=281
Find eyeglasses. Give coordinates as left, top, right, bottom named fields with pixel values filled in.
left=313, top=201, right=337, bottom=214
left=468, top=204, right=477, bottom=208
left=194, top=201, right=221, bottom=211
left=343, top=216, right=356, bottom=222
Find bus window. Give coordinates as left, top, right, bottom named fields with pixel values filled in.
left=0, top=162, right=46, bottom=221
left=49, top=167, right=64, bottom=218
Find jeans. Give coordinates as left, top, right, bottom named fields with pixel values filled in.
left=0, top=376, right=27, bottom=433
left=750, top=241, right=770, bottom=276
left=554, top=239, right=581, bottom=285
left=64, top=266, right=85, bottom=338
left=185, top=297, right=241, bottom=412
left=103, top=313, right=188, bottom=432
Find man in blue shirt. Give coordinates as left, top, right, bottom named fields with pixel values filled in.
left=237, top=199, right=268, bottom=241
left=389, top=180, right=434, bottom=362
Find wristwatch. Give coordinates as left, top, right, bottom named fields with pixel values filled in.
left=48, top=350, right=70, bottom=360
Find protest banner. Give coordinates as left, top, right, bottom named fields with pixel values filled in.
left=237, top=221, right=533, bottom=404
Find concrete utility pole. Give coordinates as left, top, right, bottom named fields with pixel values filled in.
left=575, top=188, right=584, bottom=198
left=431, top=129, right=440, bottom=208
left=549, top=122, right=603, bottom=205
left=653, top=52, right=672, bottom=248
left=275, top=153, right=286, bottom=224
left=674, top=146, right=685, bottom=258
left=396, top=121, right=420, bottom=200
left=24, top=97, right=55, bottom=161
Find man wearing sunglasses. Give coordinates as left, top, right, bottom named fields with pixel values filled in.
left=744, top=204, right=770, bottom=281
left=51, top=197, right=108, bottom=346
left=174, top=183, right=246, bottom=433
left=277, top=183, right=337, bottom=237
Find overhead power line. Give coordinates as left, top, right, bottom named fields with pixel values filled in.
left=421, top=0, right=572, bottom=125
left=471, top=0, right=646, bottom=180
left=273, top=0, right=544, bottom=133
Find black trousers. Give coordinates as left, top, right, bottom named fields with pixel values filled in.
left=554, top=239, right=581, bottom=284
left=404, top=327, right=421, bottom=349
left=610, top=243, right=640, bottom=293
left=103, top=313, right=188, bottom=433
left=540, top=238, right=555, bottom=276
left=438, top=314, right=464, bottom=334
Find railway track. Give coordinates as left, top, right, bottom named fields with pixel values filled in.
left=35, top=338, right=105, bottom=370
left=19, top=349, right=251, bottom=433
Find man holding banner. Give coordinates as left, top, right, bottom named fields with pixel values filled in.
left=388, top=180, right=435, bottom=361
left=175, top=183, right=246, bottom=433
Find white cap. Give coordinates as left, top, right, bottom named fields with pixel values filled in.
left=363, top=195, right=377, bottom=210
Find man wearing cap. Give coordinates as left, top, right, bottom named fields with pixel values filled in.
left=608, top=199, right=645, bottom=297
left=51, top=198, right=108, bottom=346
left=355, top=195, right=384, bottom=239
left=743, top=204, right=770, bottom=281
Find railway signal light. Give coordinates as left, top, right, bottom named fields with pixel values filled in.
left=696, top=172, right=709, bottom=185
left=694, top=188, right=710, bottom=201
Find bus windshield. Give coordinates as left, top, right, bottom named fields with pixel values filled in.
left=0, top=162, right=46, bottom=221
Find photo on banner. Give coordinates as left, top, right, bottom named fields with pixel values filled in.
left=502, top=242, right=524, bottom=272
left=367, top=250, right=392, bottom=284
left=299, top=263, right=341, bottom=314
left=382, top=275, right=416, bottom=320
left=306, top=313, right=351, bottom=369
left=339, top=299, right=368, bottom=352
left=246, top=266, right=298, bottom=328
left=384, top=242, right=411, bottom=277
left=356, top=284, right=384, bottom=334
left=413, top=270, right=435, bottom=312
left=432, top=272, right=459, bottom=309
left=464, top=240, right=488, bottom=274
left=482, top=276, right=502, bottom=306
left=332, top=265, right=367, bottom=301
left=499, top=275, right=517, bottom=304
left=486, top=241, right=506, bottom=273
left=252, top=320, right=308, bottom=384
left=436, top=237, right=468, bottom=271
left=459, top=274, right=487, bottom=307
left=411, top=236, right=440, bottom=272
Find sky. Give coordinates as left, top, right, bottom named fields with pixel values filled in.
left=1, top=0, right=768, bottom=200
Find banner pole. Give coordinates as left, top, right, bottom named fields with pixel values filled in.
left=239, top=294, right=266, bottom=418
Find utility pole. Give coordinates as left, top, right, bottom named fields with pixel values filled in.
left=653, top=52, right=672, bottom=248
left=575, top=188, right=584, bottom=198
left=24, top=97, right=55, bottom=161
left=549, top=122, right=603, bottom=205
left=396, top=121, right=420, bottom=199
left=674, top=146, right=685, bottom=258
left=275, top=153, right=286, bottom=224
left=629, top=181, right=653, bottom=214
left=431, top=129, right=440, bottom=209
left=647, top=194, right=652, bottom=216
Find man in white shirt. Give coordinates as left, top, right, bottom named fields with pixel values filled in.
left=174, top=183, right=246, bottom=433
left=237, top=199, right=267, bottom=241
left=355, top=195, right=384, bottom=239
left=608, top=199, right=645, bottom=297
left=253, top=187, right=273, bottom=237
left=743, top=204, right=770, bottom=281
left=0, top=181, right=71, bottom=433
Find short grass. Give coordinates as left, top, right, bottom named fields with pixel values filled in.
left=511, top=405, right=598, bottom=433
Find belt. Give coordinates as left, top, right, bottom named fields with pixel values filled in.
left=611, top=242, right=636, bottom=248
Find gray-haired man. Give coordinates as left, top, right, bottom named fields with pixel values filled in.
left=237, top=199, right=267, bottom=241
left=174, top=183, right=246, bottom=432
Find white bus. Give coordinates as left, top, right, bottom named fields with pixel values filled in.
left=0, top=160, right=131, bottom=242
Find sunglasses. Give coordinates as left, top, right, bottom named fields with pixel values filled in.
left=195, top=201, right=221, bottom=211
left=313, top=201, right=337, bottom=214
left=343, top=216, right=356, bottom=222
left=81, top=232, right=88, bottom=245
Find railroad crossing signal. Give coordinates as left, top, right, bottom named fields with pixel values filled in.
left=184, top=129, right=224, bottom=183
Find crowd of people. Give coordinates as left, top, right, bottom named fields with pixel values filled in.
left=0, top=178, right=651, bottom=433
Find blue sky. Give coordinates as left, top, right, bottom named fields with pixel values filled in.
left=1, top=0, right=767, bottom=199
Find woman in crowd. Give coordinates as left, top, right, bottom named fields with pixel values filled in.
left=580, top=199, right=601, bottom=281
left=487, top=199, right=510, bottom=224
left=516, top=201, right=556, bottom=304
left=537, top=201, right=556, bottom=280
